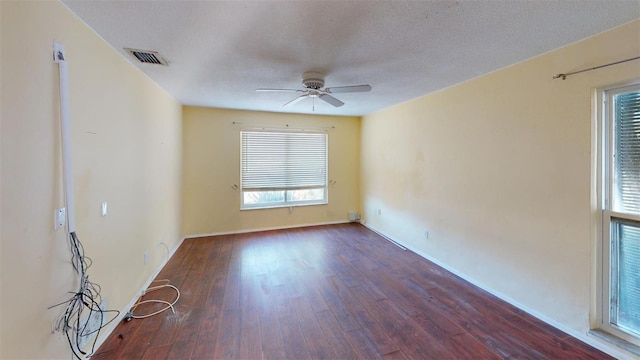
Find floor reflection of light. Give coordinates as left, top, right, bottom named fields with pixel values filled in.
left=239, top=233, right=327, bottom=278
left=239, top=242, right=279, bottom=276
left=233, top=230, right=330, bottom=315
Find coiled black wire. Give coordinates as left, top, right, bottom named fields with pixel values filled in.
left=49, top=232, right=119, bottom=359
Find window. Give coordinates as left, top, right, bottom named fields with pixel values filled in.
left=600, top=84, right=640, bottom=346
left=240, top=130, right=327, bottom=209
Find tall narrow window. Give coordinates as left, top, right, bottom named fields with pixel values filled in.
left=601, top=84, right=640, bottom=346
left=240, top=130, right=328, bottom=209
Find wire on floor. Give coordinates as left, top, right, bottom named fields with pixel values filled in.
left=124, top=279, right=180, bottom=321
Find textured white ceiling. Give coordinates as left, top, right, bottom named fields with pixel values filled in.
left=61, top=0, right=640, bottom=116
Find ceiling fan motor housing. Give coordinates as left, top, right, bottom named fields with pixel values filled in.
left=302, top=72, right=325, bottom=89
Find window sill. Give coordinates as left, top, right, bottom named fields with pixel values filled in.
left=589, top=329, right=640, bottom=357
left=241, top=202, right=328, bottom=211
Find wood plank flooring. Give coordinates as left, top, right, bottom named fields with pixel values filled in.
left=92, top=223, right=613, bottom=359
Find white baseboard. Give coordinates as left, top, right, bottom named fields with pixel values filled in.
left=88, top=236, right=185, bottom=359
left=360, top=223, right=635, bottom=360
left=184, top=220, right=351, bottom=239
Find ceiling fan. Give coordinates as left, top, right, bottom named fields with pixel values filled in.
left=257, top=71, right=372, bottom=108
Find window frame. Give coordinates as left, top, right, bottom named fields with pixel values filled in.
left=597, top=82, right=640, bottom=347
left=239, top=129, right=328, bottom=210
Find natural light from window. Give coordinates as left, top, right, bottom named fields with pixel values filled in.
left=240, top=130, right=328, bottom=209
left=599, top=84, right=640, bottom=347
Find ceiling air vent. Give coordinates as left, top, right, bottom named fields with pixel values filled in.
left=124, top=48, right=168, bottom=66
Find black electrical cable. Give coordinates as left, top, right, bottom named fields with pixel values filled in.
left=49, top=232, right=119, bottom=359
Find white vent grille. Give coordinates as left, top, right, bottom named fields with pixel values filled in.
left=124, top=48, right=168, bottom=66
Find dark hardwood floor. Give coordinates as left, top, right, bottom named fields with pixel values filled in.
left=93, top=223, right=613, bottom=359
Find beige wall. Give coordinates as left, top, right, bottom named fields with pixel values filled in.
left=361, top=20, right=639, bottom=357
left=1, top=1, right=183, bottom=358
left=182, top=107, right=360, bottom=236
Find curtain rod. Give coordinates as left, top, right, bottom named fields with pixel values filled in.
left=552, top=56, right=640, bottom=80
left=232, top=121, right=335, bottom=130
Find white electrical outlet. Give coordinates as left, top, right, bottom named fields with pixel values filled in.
left=101, top=202, right=108, bottom=217
left=54, top=207, right=66, bottom=229
left=76, top=299, right=106, bottom=350
left=144, top=251, right=149, bottom=265
left=424, top=230, right=429, bottom=239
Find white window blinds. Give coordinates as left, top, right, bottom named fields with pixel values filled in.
left=241, top=130, right=327, bottom=190
left=614, top=90, right=640, bottom=215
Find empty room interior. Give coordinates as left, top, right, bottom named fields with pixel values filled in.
left=2, top=1, right=640, bottom=359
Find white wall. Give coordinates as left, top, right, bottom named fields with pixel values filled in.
left=360, top=20, right=639, bottom=358
left=1, top=1, right=183, bottom=358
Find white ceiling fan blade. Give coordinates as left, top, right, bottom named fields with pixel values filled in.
left=325, top=84, right=371, bottom=94
left=319, top=94, right=344, bottom=107
left=257, top=88, right=304, bottom=93
left=283, top=94, right=308, bottom=107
